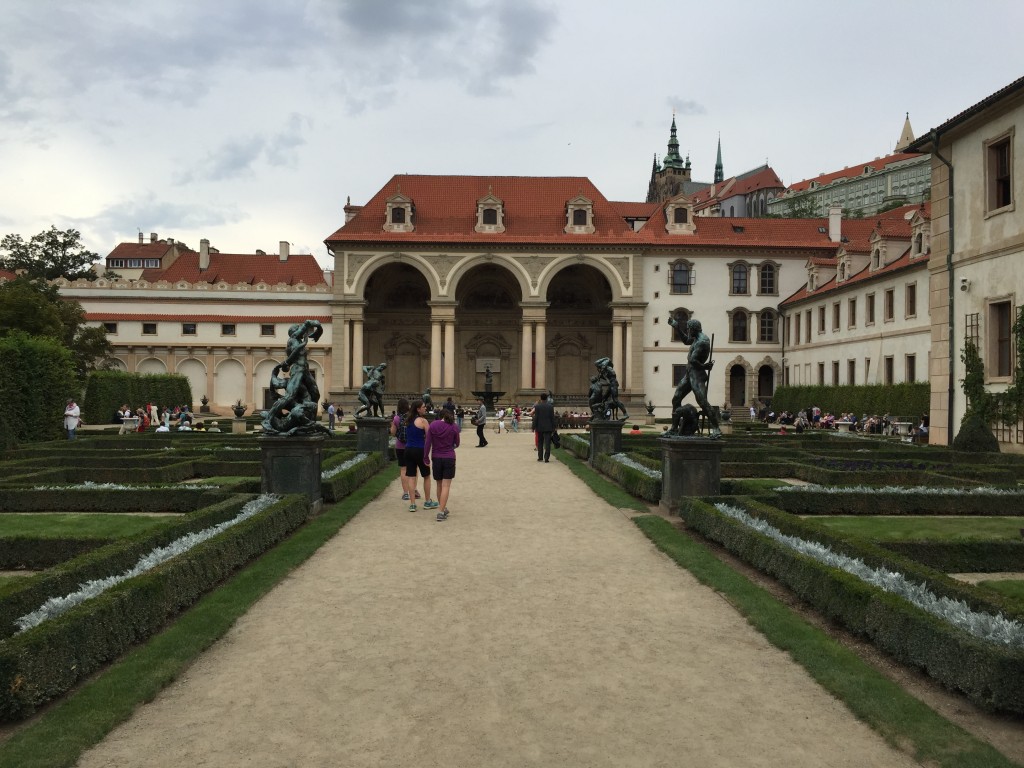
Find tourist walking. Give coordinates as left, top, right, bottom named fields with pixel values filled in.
left=391, top=398, right=419, bottom=502
left=511, top=405, right=521, bottom=432
left=474, top=398, right=488, bottom=447
left=64, top=398, right=81, bottom=440
left=327, top=402, right=336, bottom=430
left=403, top=399, right=436, bottom=511
left=496, top=407, right=506, bottom=434
left=532, top=392, right=556, bottom=462
left=423, top=406, right=460, bottom=521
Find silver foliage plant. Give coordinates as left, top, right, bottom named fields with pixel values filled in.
left=31, top=481, right=216, bottom=491
left=321, top=452, right=370, bottom=481
left=713, top=502, right=1024, bottom=648
left=773, top=484, right=1024, bottom=496
left=15, top=494, right=279, bottom=633
left=610, top=453, right=662, bottom=480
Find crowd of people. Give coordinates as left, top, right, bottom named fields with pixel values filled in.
left=110, top=404, right=224, bottom=433
left=756, top=405, right=928, bottom=440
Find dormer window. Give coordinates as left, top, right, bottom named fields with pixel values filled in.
left=664, top=197, right=696, bottom=235
left=871, top=247, right=882, bottom=270
left=564, top=194, right=595, bottom=234
left=475, top=190, right=506, bottom=233
left=383, top=191, right=414, bottom=233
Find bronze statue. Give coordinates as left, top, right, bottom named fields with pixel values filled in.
left=354, top=362, right=387, bottom=417
left=262, top=320, right=331, bottom=436
left=422, top=387, right=433, bottom=412
left=484, top=364, right=493, bottom=391
left=665, top=314, right=720, bottom=438
left=590, top=357, right=629, bottom=420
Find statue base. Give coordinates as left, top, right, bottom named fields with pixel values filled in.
left=658, top=437, right=723, bottom=515
left=589, top=419, right=625, bottom=465
left=470, top=390, right=506, bottom=413
left=259, top=434, right=326, bottom=516
left=355, top=416, right=391, bottom=460
left=232, top=417, right=247, bottom=435
left=644, top=414, right=656, bottom=426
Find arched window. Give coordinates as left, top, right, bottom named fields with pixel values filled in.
left=482, top=208, right=498, bottom=225
left=758, top=263, right=776, bottom=295
left=731, top=310, right=748, bottom=342
left=871, top=249, right=880, bottom=269
left=729, top=205, right=735, bottom=217
left=731, top=264, right=748, bottom=294
left=391, top=207, right=406, bottom=224
left=914, top=233, right=923, bottom=255
left=670, top=261, right=692, bottom=293
left=572, top=208, right=587, bottom=226
left=673, top=207, right=688, bottom=224
left=759, top=310, right=776, bottom=342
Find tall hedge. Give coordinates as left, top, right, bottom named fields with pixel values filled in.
left=0, top=332, right=78, bottom=449
left=84, top=371, right=192, bottom=423
left=769, top=383, right=928, bottom=419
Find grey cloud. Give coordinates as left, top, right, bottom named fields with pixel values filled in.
left=71, top=195, right=249, bottom=247
left=666, top=98, right=707, bottom=116
left=176, top=113, right=310, bottom=183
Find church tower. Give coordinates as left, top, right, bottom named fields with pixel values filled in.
left=646, top=115, right=694, bottom=202
left=895, top=113, right=915, bottom=152
left=714, top=135, right=724, bottom=183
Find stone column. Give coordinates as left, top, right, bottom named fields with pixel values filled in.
left=521, top=321, right=533, bottom=390
left=337, top=318, right=351, bottom=389
left=430, top=319, right=442, bottom=388
left=624, top=320, right=634, bottom=390
left=443, top=320, right=455, bottom=390
left=352, top=319, right=364, bottom=385
left=611, top=321, right=623, bottom=376
left=535, top=320, right=547, bottom=390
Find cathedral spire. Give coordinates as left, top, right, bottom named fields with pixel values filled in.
left=895, top=112, right=915, bottom=152
left=714, top=134, right=724, bottom=183
left=662, top=114, right=684, bottom=169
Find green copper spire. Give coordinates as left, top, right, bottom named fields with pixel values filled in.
left=663, top=114, right=684, bottom=169
left=714, top=134, right=724, bottom=183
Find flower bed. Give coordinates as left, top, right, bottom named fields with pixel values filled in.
left=677, top=496, right=1024, bottom=713
left=0, top=493, right=309, bottom=721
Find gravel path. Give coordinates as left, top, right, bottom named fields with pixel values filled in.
left=77, top=430, right=917, bottom=767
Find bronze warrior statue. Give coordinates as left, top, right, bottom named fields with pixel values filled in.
left=590, top=357, right=629, bottom=420
left=665, top=314, right=721, bottom=438
left=262, top=319, right=332, bottom=436
left=354, top=362, right=387, bottom=418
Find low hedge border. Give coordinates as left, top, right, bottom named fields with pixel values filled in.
left=0, top=489, right=230, bottom=513
left=592, top=453, right=660, bottom=502
left=0, top=494, right=310, bottom=721
left=760, top=490, right=1024, bottom=516
left=323, top=452, right=388, bottom=503
left=0, top=495, right=255, bottom=636
left=880, top=541, right=1024, bottom=574
left=562, top=434, right=590, bottom=462
left=677, top=496, right=1024, bottom=713
left=0, top=538, right=111, bottom=570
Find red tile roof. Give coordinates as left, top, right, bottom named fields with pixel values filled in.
left=327, top=174, right=855, bottom=252
left=784, top=152, right=922, bottom=192
left=0, top=269, right=18, bottom=282
left=107, top=241, right=180, bottom=261
left=781, top=246, right=922, bottom=306
left=141, top=251, right=326, bottom=286
left=609, top=200, right=660, bottom=218
left=689, top=166, right=784, bottom=208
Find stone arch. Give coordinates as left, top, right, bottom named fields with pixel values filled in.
left=136, top=357, right=167, bottom=374
left=253, top=357, right=279, bottom=410
left=347, top=253, right=441, bottom=299
left=446, top=253, right=532, bottom=301
left=723, top=356, right=753, bottom=410
left=214, top=358, right=246, bottom=406
left=754, top=356, right=782, bottom=404
left=546, top=333, right=592, bottom=400
left=176, top=358, right=207, bottom=406
left=463, top=331, right=514, bottom=394
left=535, top=255, right=628, bottom=301
left=109, top=358, right=128, bottom=372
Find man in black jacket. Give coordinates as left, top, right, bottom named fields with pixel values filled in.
left=532, top=392, right=557, bottom=462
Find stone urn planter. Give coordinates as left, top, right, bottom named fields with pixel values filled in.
left=200, top=395, right=211, bottom=414
left=232, top=401, right=247, bottom=418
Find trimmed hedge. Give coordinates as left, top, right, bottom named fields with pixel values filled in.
left=0, top=488, right=229, bottom=513
left=0, top=494, right=309, bottom=720
left=678, top=496, right=1024, bottom=713
left=762, top=490, right=1024, bottom=517
left=84, top=370, right=191, bottom=423
left=0, top=332, right=78, bottom=449
left=592, top=453, right=661, bottom=502
left=880, top=541, right=1024, bottom=573
left=0, top=537, right=109, bottom=570
left=323, top=452, right=388, bottom=503
left=770, top=382, right=928, bottom=419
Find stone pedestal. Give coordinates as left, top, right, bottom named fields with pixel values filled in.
left=659, top=437, right=723, bottom=515
left=589, top=419, right=625, bottom=465
left=645, top=414, right=656, bottom=426
left=259, top=435, right=325, bottom=515
left=355, top=416, right=391, bottom=460
left=232, top=418, right=247, bottom=435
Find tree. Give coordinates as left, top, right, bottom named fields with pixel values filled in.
left=0, top=226, right=100, bottom=281
left=773, top=195, right=820, bottom=218
left=0, top=276, right=113, bottom=379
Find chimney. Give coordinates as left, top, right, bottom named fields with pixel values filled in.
left=279, top=241, right=289, bottom=262
left=138, top=232, right=144, bottom=244
left=200, top=238, right=210, bottom=270
left=150, top=232, right=158, bottom=243
left=828, top=206, right=843, bottom=243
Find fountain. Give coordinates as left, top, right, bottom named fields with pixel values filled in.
left=470, top=363, right=504, bottom=412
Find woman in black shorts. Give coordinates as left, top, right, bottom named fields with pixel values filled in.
left=403, top=399, right=436, bottom=512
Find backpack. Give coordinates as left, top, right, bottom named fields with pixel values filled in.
left=394, top=415, right=408, bottom=443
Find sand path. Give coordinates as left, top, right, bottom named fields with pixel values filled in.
left=77, top=428, right=917, bottom=767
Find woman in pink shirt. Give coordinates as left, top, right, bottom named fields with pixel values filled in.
left=423, top=407, right=460, bottom=522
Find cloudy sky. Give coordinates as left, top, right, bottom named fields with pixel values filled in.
left=2, top=0, right=1022, bottom=268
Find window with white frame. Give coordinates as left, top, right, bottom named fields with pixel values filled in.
left=905, top=283, right=917, bottom=318
left=730, top=263, right=749, bottom=295
left=986, top=130, right=1014, bottom=214
left=848, top=297, right=856, bottom=328
left=729, top=309, right=748, bottom=343
left=564, top=195, right=595, bottom=234
left=758, top=310, right=775, bottom=343
left=669, top=260, right=693, bottom=294
left=990, top=300, right=1014, bottom=379
left=758, top=262, right=777, bottom=295
left=384, top=192, right=415, bottom=233
left=475, top=191, right=506, bottom=233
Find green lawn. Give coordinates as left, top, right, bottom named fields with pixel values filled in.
left=810, top=515, right=1024, bottom=542
left=978, top=579, right=1024, bottom=599
left=0, top=513, right=176, bottom=539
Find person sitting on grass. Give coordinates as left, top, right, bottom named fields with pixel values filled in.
left=629, top=424, right=642, bottom=435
